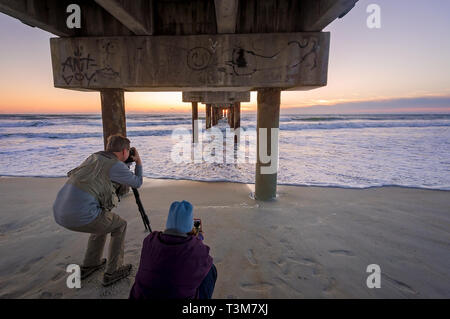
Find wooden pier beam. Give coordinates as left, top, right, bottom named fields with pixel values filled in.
left=100, top=89, right=126, bottom=149
left=255, top=88, right=281, bottom=201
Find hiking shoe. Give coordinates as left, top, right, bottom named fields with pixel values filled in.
left=81, top=258, right=107, bottom=280
left=102, top=264, right=132, bottom=287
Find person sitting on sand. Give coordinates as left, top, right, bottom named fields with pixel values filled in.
left=129, top=200, right=217, bottom=299
left=53, top=134, right=143, bottom=286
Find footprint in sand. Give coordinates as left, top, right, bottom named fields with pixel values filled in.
left=125, top=248, right=140, bottom=254
left=287, top=257, right=317, bottom=267
left=328, top=250, right=355, bottom=257
left=313, top=266, right=323, bottom=276
left=256, top=234, right=272, bottom=247
left=286, top=256, right=324, bottom=278
left=323, top=277, right=337, bottom=294
left=284, top=226, right=295, bottom=232
left=40, top=291, right=62, bottom=299
left=240, top=282, right=274, bottom=292
left=275, top=256, right=286, bottom=266
left=383, top=274, right=417, bottom=295
left=19, top=256, right=44, bottom=273
left=51, top=271, right=66, bottom=281
left=247, top=249, right=258, bottom=266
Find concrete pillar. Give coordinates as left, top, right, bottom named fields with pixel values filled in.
left=192, top=102, right=198, bottom=143
left=230, top=104, right=235, bottom=129
left=255, top=89, right=281, bottom=201
left=234, top=102, right=241, bottom=144
left=206, top=104, right=212, bottom=129
left=100, top=89, right=128, bottom=196
left=100, top=89, right=126, bottom=149
left=212, top=107, right=217, bottom=126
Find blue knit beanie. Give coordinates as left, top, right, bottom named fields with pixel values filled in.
left=166, top=200, right=194, bottom=233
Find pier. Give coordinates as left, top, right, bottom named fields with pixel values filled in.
left=0, top=0, right=358, bottom=200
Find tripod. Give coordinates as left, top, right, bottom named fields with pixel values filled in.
left=131, top=187, right=152, bottom=232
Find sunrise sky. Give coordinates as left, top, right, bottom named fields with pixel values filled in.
left=0, top=0, right=449, bottom=114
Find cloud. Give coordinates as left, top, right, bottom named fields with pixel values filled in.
left=282, top=95, right=450, bottom=114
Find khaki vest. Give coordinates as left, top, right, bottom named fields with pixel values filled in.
left=67, top=151, right=120, bottom=211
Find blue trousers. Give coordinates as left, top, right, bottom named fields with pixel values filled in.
left=198, top=264, right=217, bottom=299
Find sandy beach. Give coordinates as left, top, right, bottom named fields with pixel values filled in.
left=0, top=177, right=449, bottom=299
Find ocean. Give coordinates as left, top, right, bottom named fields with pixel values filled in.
left=0, top=113, right=449, bottom=190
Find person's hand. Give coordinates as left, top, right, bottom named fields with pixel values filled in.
left=131, top=147, right=142, bottom=165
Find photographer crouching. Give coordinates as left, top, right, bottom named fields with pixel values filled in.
left=129, top=200, right=217, bottom=299
left=53, top=134, right=143, bottom=286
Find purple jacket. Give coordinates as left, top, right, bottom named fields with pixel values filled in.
left=129, top=231, right=213, bottom=299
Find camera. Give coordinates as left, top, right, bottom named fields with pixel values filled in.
left=125, top=147, right=136, bottom=164
left=194, top=218, right=201, bottom=229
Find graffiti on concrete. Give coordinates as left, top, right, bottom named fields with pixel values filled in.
left=185, top=37, right=319, bottom=78
left=220, top=37, right=319, bottom=76
left=187, top=47, right=212, bottom=71
left=61, top=45, right=119, bottom=86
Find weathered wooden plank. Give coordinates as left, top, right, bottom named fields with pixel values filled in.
left=154, top=0, right=216, bottom=35
left=236, top=0, right=303, bottom=33
left=183, top=91, right=250, bottom=103
left=214, top=0, right=238, bottom=34
left=236, top=0, right=358, bottom=33
left=0, top=0, right=132, bottom=36
left=94, top=0, right=153, bottom=35
left=300, top=0, right=359, bottom=31
left=0, top=0, right=73, bottom=36
left=50, top=32, right=330, bottom=91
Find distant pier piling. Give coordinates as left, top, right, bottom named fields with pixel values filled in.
left=100, top=89, right=126, bottom=149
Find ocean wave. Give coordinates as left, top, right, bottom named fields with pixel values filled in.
left=0, top=118, right=194, bottom=129
left=127, top=120, right=192, bottom=127
left=278, top=120, right=450, bottom=131
left=1, top=174, right=448, bottom=191
left=2, top=120, right=449, bottom=139
left=286, top=116, right=344, bottom=122
left=0, top=129, right=177, bottom=139
left=0, top=121, right=57, bottom=128
left=284, top=114, right=450, bottom=122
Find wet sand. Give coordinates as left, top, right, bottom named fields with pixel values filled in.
left=0, top=177, right=449, bottom=298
